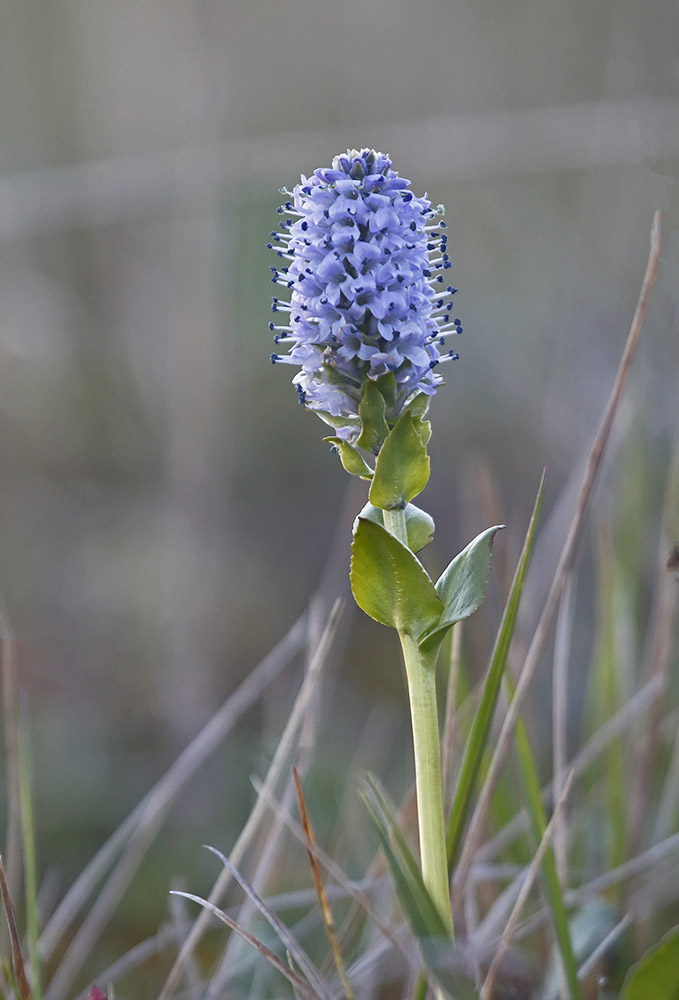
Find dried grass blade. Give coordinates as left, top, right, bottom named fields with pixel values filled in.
left=293, top=768, right=355, bottom=1000
left=42, top=613, right=307, bottom=1000
left=204, top=846, right=334, bottom=1000
left=453, top=212, right=663, bottom=902
left=0, top=854, right=32, bottom=1000
left=506, top=671, right=581, bottom=999
left=479, top=772, right=574, bottom=1000
left=18, top=704, right=41, bottom=999
left=0, top=596, right=22, bottom=904
left=251, top=775, right=410, bottom=960
left=206, top=597, right=333, bottom=999
left=169, top=891, right=315, bottom=997
left=577, top=912, right=632, bottom=982
left=157, top=599, right=342, bottom=1000
left=475, top=676, right=663, bottom=867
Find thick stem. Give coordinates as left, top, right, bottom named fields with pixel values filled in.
left=384, top=506, right=408, bottom=546
left=399, top=631, right=454, bottom=940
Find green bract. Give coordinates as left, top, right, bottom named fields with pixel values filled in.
left=369, top=411, right=431, bottom=510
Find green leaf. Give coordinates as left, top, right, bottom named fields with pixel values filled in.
left=403, top=392, right=431, bottom=445
left=369, top=412, right=430, bottom=510
left=360, top=775, right=449, bottom=942
left=355, top=502, right=435, bottom=553
left=419, top=525, right=504, bottom=653
left=323, top=437, right=374, bottom=479
left=400, top=394, right=432, bottom=445
left=404, top=392, right=430, bottom=420
left=374, top=371, right=397, bottom=411
left=351, top=518, right=442, bottom=637
left=356, top=380, right=390, bottom=454
left=446, top=474, right=545, bottom=869
left=315, top=409, right=361, bottom=432
left=416, top=416, right=432, bottom=447
left=620, top=927, right=679, bottom=1000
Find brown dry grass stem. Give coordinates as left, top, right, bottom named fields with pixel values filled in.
left=293, top=768, right=355, bottom=1000
left=0, top=855, right=32, bottom=1000
left=479, top=771, right=574, bottom=1000
left=452, top=212, right=663, bottom=907
left=250, top=775, right=410, bottom=965
left=0, top=596, right=22, bottom=906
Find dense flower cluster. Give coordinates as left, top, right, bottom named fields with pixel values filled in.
left=269, top=149, right=461, bottom=440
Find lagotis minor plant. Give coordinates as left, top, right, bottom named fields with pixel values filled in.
left=269, top=149, right=501, bottom=948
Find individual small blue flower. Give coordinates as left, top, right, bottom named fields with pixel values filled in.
left=269, top=149, right=461, bottom=442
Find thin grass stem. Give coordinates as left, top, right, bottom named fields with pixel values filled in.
left=18, top=703, right=41, bottom=999
left=479, top=772, right=574, bottom=1000
left=452, top=213, right=663, bottom=905
left=157, top=600, right=342, bottom=1000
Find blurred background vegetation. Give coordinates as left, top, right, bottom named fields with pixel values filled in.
left=0, top=0, right=678, bottom=988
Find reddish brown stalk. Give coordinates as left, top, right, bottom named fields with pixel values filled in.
left=0, top=596, right=22, bottom=902
left=293, top=768, right=356, bottom=1000
left=0, top=855, right=32, bottom=1000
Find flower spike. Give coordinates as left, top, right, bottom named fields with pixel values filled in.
left=268, top=149, right=460, bottom=444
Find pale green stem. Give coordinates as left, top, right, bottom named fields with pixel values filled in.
left=384, top=507, right=453, bottom=940
left=400, top=631, right=454, bottom=940
left=384, top=506, right=408, bottom=546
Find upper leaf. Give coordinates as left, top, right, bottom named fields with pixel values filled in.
left=419, top=525, right=503, bottom=653
left=351, top=518, right=442, bottom=637
left=369, top=412, right=430, bottom=510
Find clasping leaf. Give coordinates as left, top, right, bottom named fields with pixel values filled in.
left=351, top=518, right=442, bottom=637
left=355, top=501, right=435, bottom=553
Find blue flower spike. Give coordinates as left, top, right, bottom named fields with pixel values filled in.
left=269, top=149, right=461, bottom=458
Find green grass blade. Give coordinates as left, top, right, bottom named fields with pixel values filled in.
left=360, top=775, right=449, bottom=942
left=586, top=527, right=630, bottom=876
left=362, top=777, right=480, bottom=1000
left=446, top=471, right=545, bottom=869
